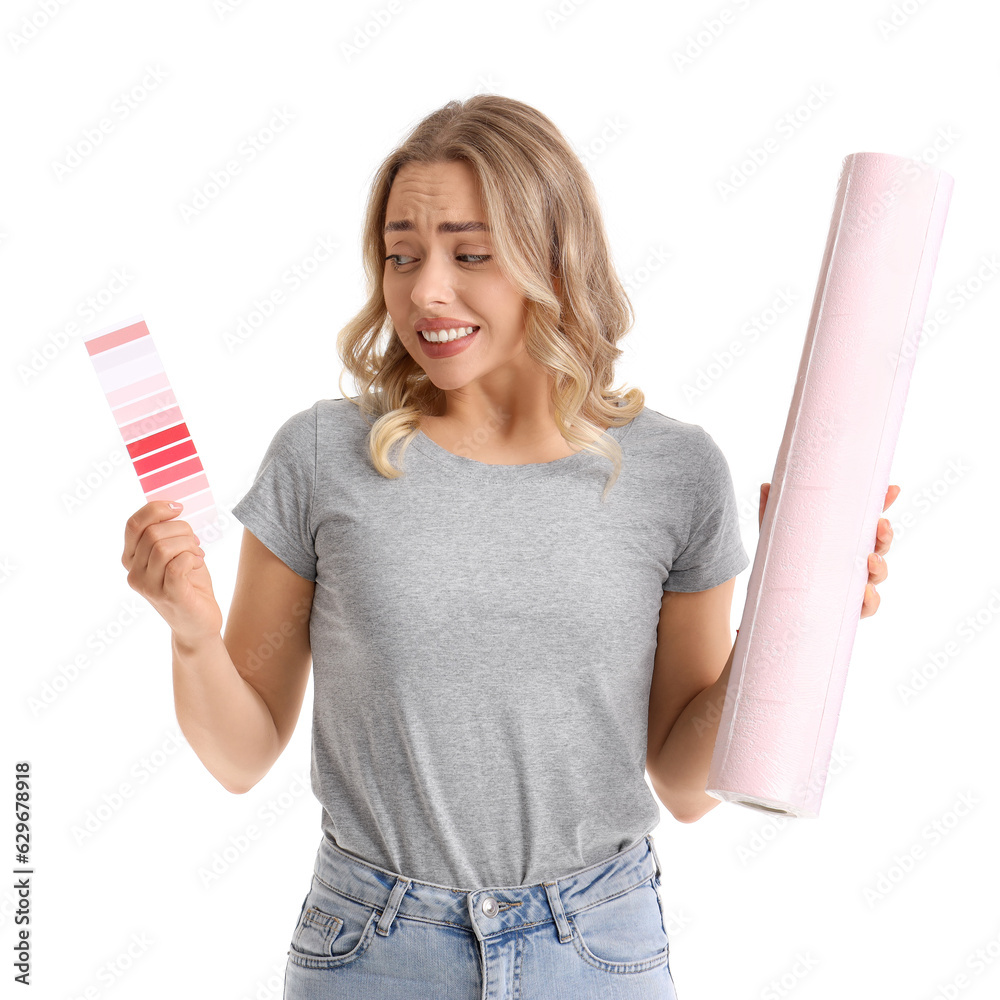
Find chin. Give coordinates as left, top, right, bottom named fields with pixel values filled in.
left=423, top=372, right=475, bottom=392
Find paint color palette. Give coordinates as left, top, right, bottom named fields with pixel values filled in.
left=82, top=314, right=221, bottom=542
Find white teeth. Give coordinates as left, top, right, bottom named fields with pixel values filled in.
left=420, top=325, right=476, bottom=343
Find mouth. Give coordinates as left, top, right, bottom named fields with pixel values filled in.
left=415, top=325, right=480, bottom=358
left=417, top=325, right=480, bottom=344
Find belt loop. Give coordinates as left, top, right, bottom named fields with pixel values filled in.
left=376, top=877, right=410, bottom=937
left=646, top=833, right=662, bottom=882
left=542, top=881, right=573, bottom=944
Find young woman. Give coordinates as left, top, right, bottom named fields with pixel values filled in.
left=121, top=95, right=897, bottom=1000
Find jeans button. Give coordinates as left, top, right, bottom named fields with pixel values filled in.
left=481, top=896, right=498, bottom=917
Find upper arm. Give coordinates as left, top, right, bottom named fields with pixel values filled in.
left=645, top=576, right=737, bottom=778
left=223, top=527, right=315, bottom=756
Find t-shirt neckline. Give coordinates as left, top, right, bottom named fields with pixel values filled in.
left=410, top=409, right=639, bottom=479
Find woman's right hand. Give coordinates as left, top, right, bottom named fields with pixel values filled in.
left=122, top=501, right=223, bottom=645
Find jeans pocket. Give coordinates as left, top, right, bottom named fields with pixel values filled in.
left=568, top=876, right=671, bottom=974
left=287, top=875, right=380, bottom=970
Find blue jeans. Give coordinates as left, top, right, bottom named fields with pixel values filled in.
left=282, top=832, right=679, bottom=999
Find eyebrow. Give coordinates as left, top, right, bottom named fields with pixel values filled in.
left=383, top=219, right=490, bottom=235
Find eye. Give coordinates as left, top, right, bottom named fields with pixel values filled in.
left=384, top=254, right=492, bottom=271
left=384, top=254, right=416, bottom=269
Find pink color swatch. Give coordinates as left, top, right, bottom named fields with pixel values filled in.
left=82, top=314, right=221, bottom=542
left=706, top=152, right=954, bottom=818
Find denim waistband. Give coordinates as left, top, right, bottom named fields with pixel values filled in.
left=309, top=832, right=663, bottom=943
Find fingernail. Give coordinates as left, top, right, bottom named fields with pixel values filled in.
left=168, top=502, right=182, bottom=510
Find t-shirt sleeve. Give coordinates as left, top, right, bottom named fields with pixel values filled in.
left=230, top=404, right=318, bottom=581
left=663, top=426, right=751, bottom=593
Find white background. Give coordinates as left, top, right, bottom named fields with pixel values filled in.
left=3, top=1, right=998, bottom=998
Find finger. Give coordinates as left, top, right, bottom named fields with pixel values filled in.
left=159, top=549, right=205, bottom=599
left=874, top=516, right=894, bottom=557
left=861, top=582, right=880, bottom=619
left=867, top=551, right=889, bottom=586
left=122, top=501, right=184, bottom=568
left=130, top=517, right=199, bottom=579
left=758, top=482, right=770, bottom=529
left=146, top=533, right=206, bottom=593
left=883, top=484, right=901, bottom=511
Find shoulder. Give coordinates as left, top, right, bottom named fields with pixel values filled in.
left=266, top=400, right=320, bottom=451
left=313, top=395, right=375, bottom=441
left=311, top=396, right=391, bottom=470
left=627, top=405, right=729, bottom=479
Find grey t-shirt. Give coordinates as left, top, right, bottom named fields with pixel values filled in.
left=231, top=396, right=749, bottom=888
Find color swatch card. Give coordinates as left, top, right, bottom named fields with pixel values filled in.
left=82, top=314, right=220, bottom=542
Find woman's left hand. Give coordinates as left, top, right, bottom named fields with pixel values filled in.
left=758, top=482, right=901, bottom=619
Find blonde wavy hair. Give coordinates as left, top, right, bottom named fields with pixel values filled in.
left=335, top=93, right=644, bottom=502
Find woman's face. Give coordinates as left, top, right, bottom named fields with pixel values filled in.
left=382, top=159, right=529, bottom=393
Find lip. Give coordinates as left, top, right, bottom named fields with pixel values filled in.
left=416, top=326, right=479, bottom=359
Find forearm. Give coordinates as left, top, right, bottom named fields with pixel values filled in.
left=171, top=631, right=280, bottom=794
left=651, top=639, right=737, bottom=823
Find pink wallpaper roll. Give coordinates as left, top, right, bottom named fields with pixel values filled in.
left=705, top=152, right=954, bottom=818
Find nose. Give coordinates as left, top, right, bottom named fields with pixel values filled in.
left=409, top=246, right=457, bottom=308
